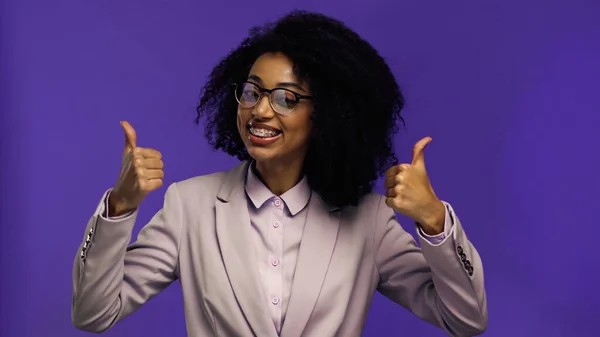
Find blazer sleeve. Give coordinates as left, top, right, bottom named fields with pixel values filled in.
left=374, top=195, right=488, bottom=337
left=71, top=183, right=183, bottom=333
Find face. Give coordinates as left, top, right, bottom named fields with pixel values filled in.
left=236, top=52, right=314, bottom=166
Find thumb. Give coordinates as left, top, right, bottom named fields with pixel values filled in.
left=411, top=136, right=432, bottom=167
left=120, top=121, right=137, bottom=150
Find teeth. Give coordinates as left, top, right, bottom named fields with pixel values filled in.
left=249, top=127, right=280, bottom=138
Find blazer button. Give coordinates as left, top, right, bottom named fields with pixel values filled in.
left=464, top=260, right=471, bottom=268
left=467, top=267, right=474, bottom=276
left=457, top=246, right=463, bottom=254
left=460, top=253, right=466, bottom=262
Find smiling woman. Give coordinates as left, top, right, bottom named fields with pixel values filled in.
left=195, top=11, right=405, bottom=206
left=72, top=10, right=488, bottom=337
left=233, top=53, right=315, bottom=195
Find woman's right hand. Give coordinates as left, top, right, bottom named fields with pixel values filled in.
left=108, top=121, right=165, bottom=216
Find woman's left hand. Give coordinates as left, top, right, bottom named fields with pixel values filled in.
left=384, top=137, right=446, bottom=235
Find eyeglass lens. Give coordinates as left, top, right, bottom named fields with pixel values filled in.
left=236, top=82, right=297, bottom=114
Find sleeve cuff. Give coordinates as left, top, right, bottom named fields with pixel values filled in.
left=99, top=189, right=136, bottom=220
left=417, top=201, right=454, bottom=245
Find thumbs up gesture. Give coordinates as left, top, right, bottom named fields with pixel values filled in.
left=384, top=137, right=445, bottom=234
left=108, top=121, right=165, bottom=216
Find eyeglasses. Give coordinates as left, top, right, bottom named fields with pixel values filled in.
left=234, top=81, right=313, bottom=116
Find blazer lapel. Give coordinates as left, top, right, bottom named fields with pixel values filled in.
left=215, top=161, right=278, bottom=337
left=280, top=193, right=341, bottom=337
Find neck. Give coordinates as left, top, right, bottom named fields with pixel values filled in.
left=254, top=157, right=304, bottom=196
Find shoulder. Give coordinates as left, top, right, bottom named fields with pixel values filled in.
left=163, top=161, right=249, bottom=207
left=359, top=191, right=386, bottom=208
left=337, top=191, right=388, bottom=221
left=172, top=170, right=229, bottom=196
left=160, top=170, right=232, bottom=208
left=172, top=161, right=248, bottom=197
left=346, top=191, right=386, bottom=211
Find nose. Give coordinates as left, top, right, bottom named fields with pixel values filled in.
left=253, top=93, right=276, bottom=119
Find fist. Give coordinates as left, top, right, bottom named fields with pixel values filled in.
left=109, top=121, right=164, bottom=215
left=384, top=137, right=445, bottom=234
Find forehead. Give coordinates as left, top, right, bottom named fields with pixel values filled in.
left=248, top=52, right=301, bottom=86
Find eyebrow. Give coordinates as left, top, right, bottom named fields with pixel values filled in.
left=247, top=75, right=307, bottom=93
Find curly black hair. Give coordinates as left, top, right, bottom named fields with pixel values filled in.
left=196, top=10, right=405, bottom=208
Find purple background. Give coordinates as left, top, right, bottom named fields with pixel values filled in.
left=1, top=1, right=599, bottom=336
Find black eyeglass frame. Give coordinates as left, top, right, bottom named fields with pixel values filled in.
left=233, top=81, right=313, bottom=115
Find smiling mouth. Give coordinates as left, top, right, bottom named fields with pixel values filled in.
left=247, top=122, right=282, bottom=138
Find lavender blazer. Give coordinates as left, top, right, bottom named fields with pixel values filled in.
left=72, top=161, right=487, bottom=337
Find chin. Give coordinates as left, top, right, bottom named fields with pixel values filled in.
left=246, top=144, right=283, bottom=162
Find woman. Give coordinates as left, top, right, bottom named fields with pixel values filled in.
left=72, top=10, right=487, bottom=337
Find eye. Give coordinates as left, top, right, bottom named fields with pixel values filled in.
left=244, top=90, right=259, bottom=99
left=272, top=90, right=296, bottom=109
left=284, top=91, right=296, bottom=104
left=241, top=86, right=260, bottom=100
